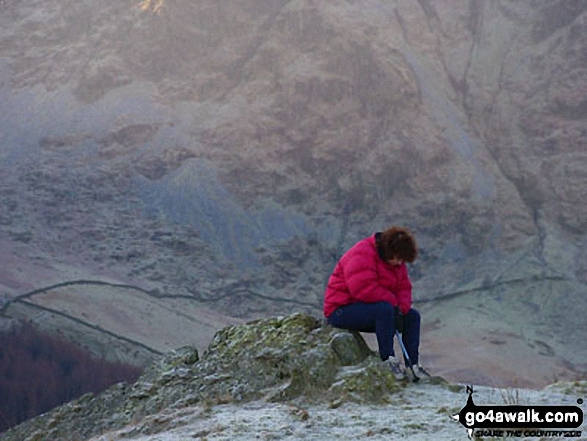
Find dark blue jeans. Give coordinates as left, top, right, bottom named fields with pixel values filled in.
left=327, top=302, right=420, bottom=364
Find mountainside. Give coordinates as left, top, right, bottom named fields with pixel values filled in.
left=0, top=0, right=586, bottom=387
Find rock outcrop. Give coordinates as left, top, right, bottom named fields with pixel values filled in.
left=0, top=314, right=423, bottom=441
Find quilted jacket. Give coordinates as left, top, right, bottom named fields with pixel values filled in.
left=323, top=234, right=413, bottom=317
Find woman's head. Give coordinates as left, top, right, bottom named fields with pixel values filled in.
left=380, top=226, right=418, bottom=264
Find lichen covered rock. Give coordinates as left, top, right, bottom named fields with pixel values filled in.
left=0, top=313, right=401, bottom=441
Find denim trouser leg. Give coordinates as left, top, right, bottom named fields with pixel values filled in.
left=327, top=302, right=421, bottom=364
left=327, top=301, right=395, bottom=361
left=400, top=309, right=421, bottom=365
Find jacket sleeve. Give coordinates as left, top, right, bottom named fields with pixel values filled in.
left=342, top=244, right=396, bottom=305
left=395, top=264, right=413, bottom=315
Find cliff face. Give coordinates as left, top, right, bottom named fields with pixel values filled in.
left=0, top=0, right=585, bottom=384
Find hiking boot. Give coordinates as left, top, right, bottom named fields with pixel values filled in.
left=385, top=356, right=405, bottom=380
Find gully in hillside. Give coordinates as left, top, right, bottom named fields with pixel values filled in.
left=323, top=226, right=429, bottom=381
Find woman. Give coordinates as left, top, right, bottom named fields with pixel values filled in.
left=324, top=226, right=427, bottom=379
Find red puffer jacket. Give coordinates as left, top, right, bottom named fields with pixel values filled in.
left=323, top=234, right=413, bottom=317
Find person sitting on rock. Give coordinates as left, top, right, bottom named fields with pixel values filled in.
left=323, top=226, right=428, bottom=379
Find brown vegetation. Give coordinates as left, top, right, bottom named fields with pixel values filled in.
left=0, top=322, right=142, bottom=433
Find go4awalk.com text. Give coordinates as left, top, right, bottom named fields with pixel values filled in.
left=465, top=407, right=581, bottom=427
left=454, top=386, right=584, bottom=438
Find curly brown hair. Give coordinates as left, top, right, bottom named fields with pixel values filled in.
left=380, top=226, right=418, bottom=263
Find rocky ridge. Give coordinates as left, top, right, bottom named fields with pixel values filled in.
left=1, top=313, right=584, bottom=441
left=0, top=313, right=408, bottom=440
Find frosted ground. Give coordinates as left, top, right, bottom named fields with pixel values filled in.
left=90, top=382, right=585, bottom=441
